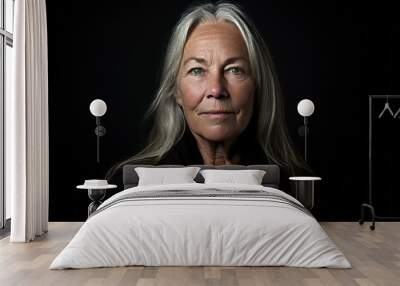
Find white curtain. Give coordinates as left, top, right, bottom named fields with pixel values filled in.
left=6, top=0, right=49, bottom=242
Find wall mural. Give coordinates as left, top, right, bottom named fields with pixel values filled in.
left=46, top=1, right=389, bottom=221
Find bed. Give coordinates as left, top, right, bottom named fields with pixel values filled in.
left=50, top=164, right=351, bottom=269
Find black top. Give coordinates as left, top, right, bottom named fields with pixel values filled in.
left=158, top=127, right=294, bottom=194
left=159, top=127, right=269, bottom=166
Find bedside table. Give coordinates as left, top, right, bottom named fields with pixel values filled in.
left=77, top=182, right=117, bottom=217
left=289, top=176, right=322, bottom=210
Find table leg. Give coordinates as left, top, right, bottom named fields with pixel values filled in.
left=294, top=181, right=315, bottom=210
left=87, top=189, right=106, bottom=216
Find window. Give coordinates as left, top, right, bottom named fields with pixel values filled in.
left=0, top=0, right=14, bottom=230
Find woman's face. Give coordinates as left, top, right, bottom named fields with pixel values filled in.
left=176, top=21, right=255, bottom=142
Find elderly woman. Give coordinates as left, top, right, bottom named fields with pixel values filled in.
left=107, top=2, right=307, bottom=189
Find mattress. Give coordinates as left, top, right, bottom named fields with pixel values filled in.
left=50, top=183, right=351, bottom=269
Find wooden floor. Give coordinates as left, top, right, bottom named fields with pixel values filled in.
left=0, top=222, right=399, bottom=286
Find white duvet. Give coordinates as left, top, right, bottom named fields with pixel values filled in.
left=50, top=183, right=351, bottom=269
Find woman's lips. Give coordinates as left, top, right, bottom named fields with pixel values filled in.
left=199, top=111, right=235, bottom=119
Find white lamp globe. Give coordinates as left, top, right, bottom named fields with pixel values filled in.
left=89, top=99, right=107, bottom=117
left=297, top=99, right=315, bottom=117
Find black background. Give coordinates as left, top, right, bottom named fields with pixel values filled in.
left=46, top=0, right=400, bottom=221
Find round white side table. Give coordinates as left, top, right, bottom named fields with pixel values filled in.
left=76, top=184, right=117, bottom=217
left=289, top=176, right=322, bottom=210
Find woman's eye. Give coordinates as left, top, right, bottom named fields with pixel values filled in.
left=227, top=67, right=244, bottom=75
left=189, top=67, right=204, bottom=76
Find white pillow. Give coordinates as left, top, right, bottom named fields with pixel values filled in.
left=200, top=169, right=266, bottom=185
left=135, top=167, right=201, bottom=186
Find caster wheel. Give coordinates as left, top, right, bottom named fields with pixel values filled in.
left=358, top=219, right=364, bottom=225
left=370, top=225, right=375, bottom=231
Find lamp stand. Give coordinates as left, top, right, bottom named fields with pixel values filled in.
left=94, top=117, right=106, bottom=163
left=304, top=116, right=308, bottom=163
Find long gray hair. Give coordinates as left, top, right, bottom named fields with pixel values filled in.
left=107, top=1, right=305, bottom=179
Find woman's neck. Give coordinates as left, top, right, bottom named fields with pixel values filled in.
left=192, top=132, right=241, bottom=165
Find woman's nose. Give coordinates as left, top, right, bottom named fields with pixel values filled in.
left=206, top=71, right=228, bottom=99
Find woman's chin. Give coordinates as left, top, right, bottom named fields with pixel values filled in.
left=198, top=128, right=237, bottom=142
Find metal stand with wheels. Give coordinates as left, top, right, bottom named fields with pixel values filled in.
left=360, top=95, right=400, bottom=230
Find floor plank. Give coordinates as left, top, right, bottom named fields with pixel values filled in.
left=0, top=222, right=399, bottom=286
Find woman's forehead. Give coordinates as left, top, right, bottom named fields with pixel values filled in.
left=182, top=21, right=248, bottom=60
